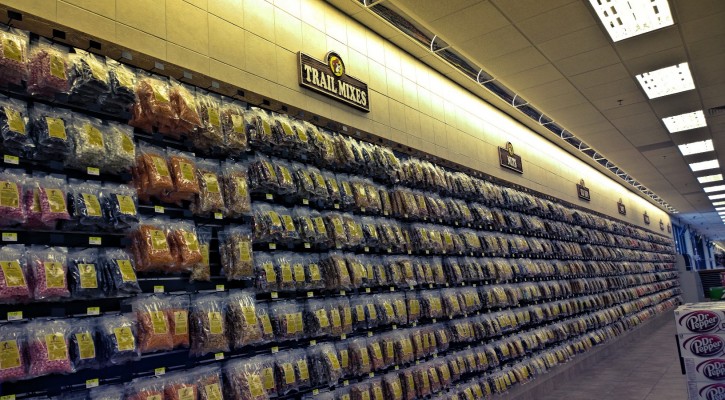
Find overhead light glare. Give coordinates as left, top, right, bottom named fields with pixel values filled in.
left=699, top=174, right=723, bottom=184
left=710, top=194, right=725, bottom=200
left=704, top=185, right=725, bottom=193
left=588, top=0, right=674, bottom=42
left=690, top=159, right=720, bottom=172
left=678, top=139, right=713, bottom=156
left=714, top=201, right=725, bottom=206
left=717, top=207, right=725, bottom=211
left=636, top=63, right=695, bottom=99
left=664, top=111, right=707, bottom=133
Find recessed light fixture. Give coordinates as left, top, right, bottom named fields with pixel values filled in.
left=717, top=207, right=725, bottom=211
left=704, top=185, right=725, bottom=193
left=714, top=201, right=725, bottom=206
left=635, top=63, right=695, bottom=99
left=664, top=111, right=707, bottom=133
left=699, top=174, right=724, bottom=184
left=710, top=194, right=725, bottom=200
left=588, top=0, right=674, bottom=42
left=690, top=159, right=720, bottom=172
left=678, top=139, right=714, bottom=155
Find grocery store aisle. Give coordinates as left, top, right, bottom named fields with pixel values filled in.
left=512, top=313, right=686, bottom=400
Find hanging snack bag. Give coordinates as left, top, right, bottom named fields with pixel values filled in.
left=103, top=58, right=137, bottom=113
left=68, top=49, right=111, bottom=106
left=245, top=107, right=274, bottom=150
left=134, top=144, right=174, bottom=200
left=219, top=225, right=254, bottom=280
left=170, top=80, right=201, bottom=137
left=194, top=365, right=224, bottom=400
left=128, top=295, right=173, bottom=353
left=163, top=370, right=198, bottom=400
left=248, top=154, right=279, bottom=194
left=225, top=357, right=268, bottom=400
left=0, top=324, right=26, bottom=382
left=189, top=294, right=229, bottom=356
left=274, top=159, right=296, bottom=195
left=273, top=351, right=299, bottom=395
left=105, top=122, right=135, bottom=174
left=252, top=203, right=283, bottom=243
left=305, top=253, right=324, bottom=291
left=0, top=169, right=25, bottom=226
left=162, top=149, right=199, bottom=205
left=28, top=245, right=70, bottom=300
left=101, top=248, right=141, bottom=295
left=348, top=338, right=372, bottom=376
left=0, top=27, right=29, bottom=86
left=68, top=248, right=105, bottom=299
left=270, top=300, right=304, bottom=341
left=273, top=252, right=295, bottom=292
left=130, top=73, right=176, bottom=134
left=167, top=219, right=203, bottom=272
left=308, top=343, right=342, bottom=386
left=68, top=115, right=106, bottom=170
left=190, top=226, right=212, bottom=282
left=193, top=90, right=224, bottom=151
left=27, top=39, right=70, bottom=97
left=291, top=162, right=315, bottom=201
left=29, top=103, right=71, bottom=161
left=225, top=289, right=264, bottom=348
left=68, top=318, right=100, bottom=370
left=68, top=180, right=106, bottom=230
left=102, top=183, right=139, bottom=232
left=166, top=295, right=190, bottom=349
left=320, top=251, right=351, bottom=291
left=193, top=158, right=225, bottom=216
left=222, top=160, right=251, bottom=218
left=254, top=253, right=277, bottom=292
left=0, top=94, right=32, bottom=157
left=98, top=313, right=139, bottom=365
left=131, top=217, right=174, bottom=272
left=26, top=319, right=73, bottom=377
left=304, top=299, right=331, bottom=338
left=222, top=100, right=249, bottom=154
left=125, top=377, right=165, bottom=400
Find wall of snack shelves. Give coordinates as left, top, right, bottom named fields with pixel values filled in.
left=0, top=18, right=680, bottom=400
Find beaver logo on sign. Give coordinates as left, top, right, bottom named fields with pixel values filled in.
left=328, top=53, right=344, bottom=77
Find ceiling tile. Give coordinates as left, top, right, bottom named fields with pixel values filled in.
left=521, top=78, right=579, bottom=100
left=484, top=46, right=549, bottom=77
left=390, top=0, right=482, bottom=23
left=679, top=10, right=725, bottom=43
left=498, top=63, right=563, bottom=89
left=648, top=91, right=703, bottom=118
left=614, top=26, right=683, bottom=60
left=621, top=46, right=688, bottom=75
left=460, top=25, right=534, bottom=61
left=569, top=63, right=630, bottom=88
left=535, top=25, right=610, bottom=61
left=490, top=0, right=577, bottom=22
left=601, top=102, right=653, bottom=120
left=429, top=2, right=510, bottom=43
left=556, top=46, right=620, bottom=77
left=515, top=2, right=597, bottom=44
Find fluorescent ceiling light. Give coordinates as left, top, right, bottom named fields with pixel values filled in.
left=699, top=174, right=724, bottom=184
left=589, top=0, right=674, bottom=42
left=690, top=159, right=720, bottom=172
left=704, top=185, right=725, bottom=193
left=710, top=194, right=725, bottom=200
left=636, top=63, right=695, bottom=99
left=717, top=207, right=725, bottom=211
left=679, top=139, right=713, bottom=156
left=714, top=201, right=725, bottom=206
left=664, top=111, right=707, bottom=133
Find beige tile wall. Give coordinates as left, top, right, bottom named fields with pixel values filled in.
left=0, top=0, right=673, bottom=233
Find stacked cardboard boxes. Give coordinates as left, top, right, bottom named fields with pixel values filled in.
left=676, top=304, right=725, bottom=399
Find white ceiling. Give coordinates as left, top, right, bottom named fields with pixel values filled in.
left=331, top=0, right=725, bottom=240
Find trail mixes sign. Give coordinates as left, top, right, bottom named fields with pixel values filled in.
left=298, top=51, right=369, bottom=112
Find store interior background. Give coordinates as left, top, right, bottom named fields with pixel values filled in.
left=1, top=0, right=719, bottom=270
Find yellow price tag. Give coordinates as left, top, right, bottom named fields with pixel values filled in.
left=89, top=236, right=101, bottom=245
left=154, top=286, right=164, bottom=293
left=216, top=284, right=225, bottom=292
left=214, top=212, right=223, bottom=220
left=154, top=205, right=164, bottom=214
left=87, top=307, right=100, bottom=315
left=86, top=378, right=99, bottom=388
left=214, top=353, right=224, bottom=360
left=155, top=367, right=165, bottom=376
left=7, top=311, right=22, bottom=321
left=2, top=233, right=17, bottom=242
left=86, top=167, right=100, bottom=176
left=3, top=155, right=18, bottom=165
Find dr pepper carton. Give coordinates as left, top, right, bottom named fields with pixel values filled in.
left=676, top=304, right=725, bottom=334
left=685, top=357, right=725, bottom=382
left=687, top=380, right=725, bottom=400
left=679, top=333, right=725, bottom=359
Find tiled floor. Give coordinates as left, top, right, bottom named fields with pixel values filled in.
left=515, top=313, right=687, bottom=400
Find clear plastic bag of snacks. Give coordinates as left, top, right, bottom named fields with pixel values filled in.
left=102, top=183, right=138, bottom=232
left=26, top=319, right=73, bottom=377
left=0, top=169, right=25, bottom=227
left=248, top=154, right=278, bottom=194
left=29, top=104, right=71, bottom=161
left=130, top=73, right=176, bottom=134
left=131, top=217, right=174, bottom=272
left=133, top=144, right=173, bottom=200
left=167, top=219, right=202, bottom=272
left=167, top=295, right=190, bottom=349
left=194, top=90, right=224, bottom=151
left=367, top=336, right=386, bottom=372
left=225, top=289, right=265, bottom=348
left=194, top=365, right=224, bottom=400
left=28, top=245, right=70, bottom=300
left=291, top=162, right=314, bottom=200
left=0, top=27, right=28, bottom=86
left=289, top=119, right=311, bottom=153
left=324, top=172, right=341, bottom=206
left=127, top=294, right=173, bottom=353
left=270, top=300, right=304, bottom=341
left=125, top=377, right=164, bottom=400
left=0, top=94, right=32, bottom=157
left=101, top=248, right=141, bottom=295
left=347, top=337, right=372, bottom=376
left=68, top=49, right=110, bottom=106
left=252, top=203, right=282, bottom=243
left=308, top=127, right=336, bottom=167
left=223, top=161, right=251, bottom=218
left=190, top=226, right=212, bottom=282
left=68, top=317, right=100, bottom=370
left=68, top=180, right=106, bottom=230
left=270, top=113, right=297, bottom=151
left=254, top=253, right=277, bottom=292
left=225, top=357, right=269, bottom=400
left=68, top=115, right=107, bottom=170
left=103, top=58, right=137, bottom=113
left=27, top=39, right=70, bottom=97
left=245, top=108, right=274, bottom=150
left=163, top=369, right=198, bottom=400
left=399, top=368, right=416, bottom=400
left=193, top=158, right=225, bottom=216
left=0, top=324, right=26, bottom=382
left=342, top=214, right=364, bottom=249
left=222, top=100, right=249, bottom=154
left=68, top=248, right=105, bottom=299
left=309, top=210, right=330, bottom=246
left=219, top=225, right=254, bottom=280
left=98, top=313, right=139, bottom=365
left=105, top=121, right=135, bottom=173
left=273, top=159, right=296, bottom=196
left=324, top=212, right=347, bottom=248
left=336, top=174, right=355, bottom=210
left=287, top=254, right=308, bottom=291
left=350, top=296, right=378, bottom=331
left=320, top=251, right=351, bottom=291
left=170, top=80, right=200, bottom=137
left=190, top=294, right=229, bottom=356
left=345, top=253, right=367, bottom=289
left=304, top=254, right=325, bottom=291
left=304, top=299, right=331, bottom=337
left=161, top=149, right=199, bottom=205
left=308, top=343, right=342, bottom=386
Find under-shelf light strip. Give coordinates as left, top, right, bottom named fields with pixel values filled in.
left=359, top=2, right=677, bottom=214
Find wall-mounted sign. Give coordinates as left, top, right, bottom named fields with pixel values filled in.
left=498, top=142, right=523, bottom=174
left=659, top=220, right=665, bottom=230
left=643, top=212, right=650, bottom=225
left=617, top=198, right=626, bottom=215
left=298, top=51, right=369, bottom=112
left=576, top=179, right=590, bottom=202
